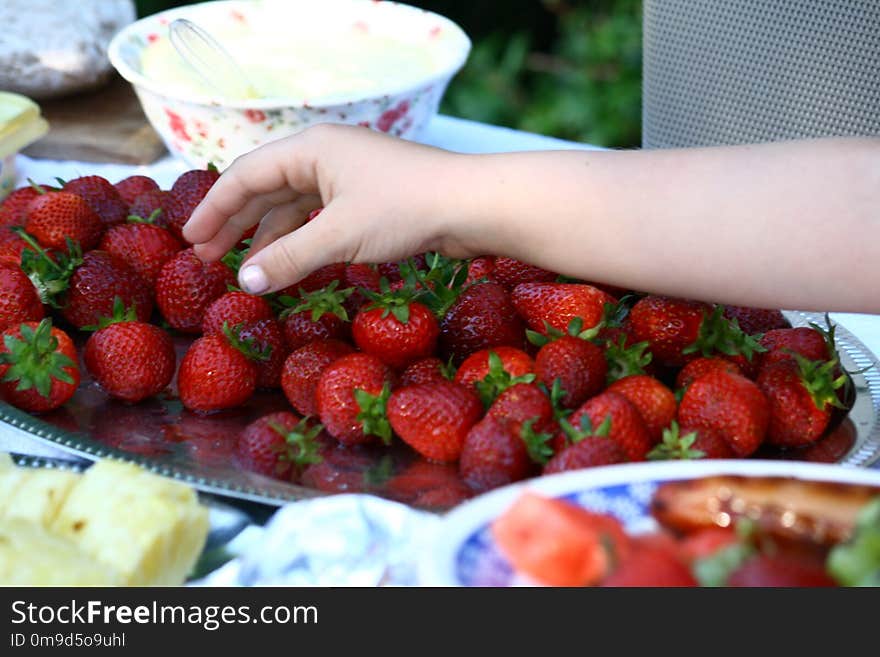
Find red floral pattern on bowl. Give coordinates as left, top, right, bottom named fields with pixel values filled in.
left=109, top=0, right=471, bottom=169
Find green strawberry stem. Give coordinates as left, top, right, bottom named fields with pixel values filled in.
left=559, top=413, right=612, bottom=447
left=604, top=337, right=652, bottom=384
left=127, top=208, right=163, bottom=224
left=354, top=383, right=392, bottom=445
left=647, top=421, right=705, bottom=460
left=404, top=252, right=470, bottom=318
left=270, top=417, right=324, bottom=468
left=527, top=317, right=602, bottom=347
left=0, top=319, right=75, bottom=398
left=793, top=352, right=848, bottom=411
left=475, top=351, right=536, bottom=407
left=81, top=297, right=139, bottom=332
left=222, top=322, right=271, bottom=362
left=362, top=277, right=414, bottom=324
left=280, top=280, right=353, bottom=322
left=683, top=306, right=766, bottom=360
left=519, top=418, right=554, bottom=465
left=15, top=231, right=81, bottom=308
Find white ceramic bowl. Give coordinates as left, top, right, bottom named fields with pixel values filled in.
left=109, top=0, right=471, bottom=168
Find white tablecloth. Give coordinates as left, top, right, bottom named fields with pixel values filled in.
left=5, top=114, right=879, bottom=459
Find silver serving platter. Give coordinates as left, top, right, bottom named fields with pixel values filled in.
left=1, top=310, right=878, bottom=508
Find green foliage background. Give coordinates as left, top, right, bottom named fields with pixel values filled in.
left=134, top=0, right=642, bottom=147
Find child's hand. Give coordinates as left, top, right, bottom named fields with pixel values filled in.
left=183, top=123, right=480, bottom=294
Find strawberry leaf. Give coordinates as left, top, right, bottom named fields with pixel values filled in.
left=683, top=306, right=766, bottom=360
left=354, top=384, right=392, bottom=445
left=647, top=421, right=705, bottom=460
left=520, top=418, right=554, bottom=465
left=474, top=350, right=536, bottom=407
left=0, top=319, right=76, bottom=399
left=604, top=337, right=652, bottom=384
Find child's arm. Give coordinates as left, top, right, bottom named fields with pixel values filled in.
left=184, top=124, right=880, bottom=313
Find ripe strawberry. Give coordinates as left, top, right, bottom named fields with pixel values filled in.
left=279, top=281, right=352, bottom=351
left=62, top=250, right=153, bottom=328
left=388, top=380, right=483, bottom=462
left=607, top=375, right=675, bottom=442
left=569, top=391, right=653, bottom=460
left=343, top=262, right=381, bottom=313
left=114, top=175, right=160, bottom=205
left=130, top=190, right=173, bottom=228
left=727, top=555, right=836, bottom=587
left=99, top=220, right=182, bottom=289
left=384, top=460, right=471, bottom=510
left=438, top=281, right=525, bottom=362
left=400, top=357, right=450, bottom=386
left=543, top=435, right=627, bottom=474
left=165, top=167, right=220, bottom=239
left=454, top=347, right=535, bottom=406
left=155, top=248, right=235, bottom=333
left=352, top=285, right=439, bottom=369
left=0, top=227, right=29, bottom=262
left=236, top=411, right=322, bottom=480
left=459, top=414, right=549, bottom=491
left=25, top=191, right=103, bottom=251
left=236, top=318, right=288, bottom=388
left=601, top=546, right=698, bottom=587
left=677, top=371, right=770, bottom=456
left=0, top=319, right=79, bottom=412
left=465, top=256, right=495, bottom=285
left=647, top=421, right=734, bottom=460
left=315, top=352, right=394, bottom=445
left=62, top=175, right=129, bottom=226
left=0, top=186, right=41, bottom=226
left=488, top=382, right=554, bottom=431
left=492, top=257, right=556, bottom=289
left=83, top=299, right=175, bottom=402
left=281, top=262, right=347, bottom=297
left=676, top=356, right=743, bottom=390
left=512, top=282, right=613, bottom=335
left=759, top=327, right=830, bottom=370
left=178, top=329, right=259, bottom=412
left=757, top=357, right=846, bottom=447
left=722, top=305, right=788, bottom=335
left=0, top=263, right=43, bottom=330
left=281, top=339, right=355, bottom=416
left=534, top=333, right=606, bottom=409
left=201, top=291, right=273, bottom=335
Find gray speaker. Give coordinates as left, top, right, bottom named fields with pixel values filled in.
left=642, top=0, right=880, bottom=148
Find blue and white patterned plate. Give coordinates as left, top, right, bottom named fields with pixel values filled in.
left=418, top=460, right=880, bottom=586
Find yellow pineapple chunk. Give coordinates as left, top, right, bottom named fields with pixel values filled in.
left=0, top=518, right=123, bottom=585
left=1, top=468, right=79, bottom=527
left=52, top=460, right=209, bottom=586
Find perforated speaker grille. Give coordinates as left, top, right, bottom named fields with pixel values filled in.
left=642, top=0, right=880, bottom=148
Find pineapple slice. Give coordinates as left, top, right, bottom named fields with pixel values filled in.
left=1, top=468, right=79, bottom=527
left=0, top=518, right=123, bottom=585
left=52, top=460, right=209, bottom=586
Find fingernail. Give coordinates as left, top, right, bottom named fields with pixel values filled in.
left=240, top=265, right=269, bottom=294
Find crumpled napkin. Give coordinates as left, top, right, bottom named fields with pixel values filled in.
left=195, top=495, right=440, bottom=587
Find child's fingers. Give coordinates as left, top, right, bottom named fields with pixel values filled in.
left=246, top=194, right=323, bottom=258
left=237, top=202, right=351, bottom=295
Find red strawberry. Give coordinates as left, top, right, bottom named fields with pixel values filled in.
left=388, top=380, right=483, bottom=462
left=677, top=371, right=770, bottom=456
left=543, top=436, right=627, bottom=474
left=236, top=411, right=322, bottom=480
left=534, top=334, right=606, bottom=409
left=399, top=357, right=450, bottom=386
left=629, top=296, right=711, bottom=366
left=439, top=281, right=525, bottom=361
left=62, top=175, right=129, bottom=227
left=459, top=415, right=545, bottom=491
left=155, top=248, right=235, bottom=333
left=236, top=318, right=288, bottom=388
left=281, top=339, right=355, bottom=416
left=83, top=300, right=175, bottom=402
left=607, top=375, right=675, bottom=442
left=201, top=291, right=273, bottom=335
left=61, top=251, right=153, bottom=329
left=130, top=190, right=173, bottom=228
left=676, top=356, right=743, bottom=390
left=759, top=327, right=830, bottom=370
left=647, top=421, right=734, bottom=460
left=343, top=262, right=382, bottom=314
left=279, top=281, right=352, bottom=351
left=454, top=347, right=535, bottom=406
left=280, top=262, right=347, bottom=297
left=570, top=391, right=652, bottom=461
left=512, top=282, right=613, bottom=335
left=757, top=357, right=845, bottom=447
left=492, top=257, right=556, bottom=289
left=0, top=227, right=29, bottom=262
left=0, top=263, right=43, bottom=330
left=0, top=319, right=79, bottom=412
left=352, top=286, right=439, bottom=369
left=678, top=527, right=738, bottom=562
left=99, top=220, right=182, bottom=289
left=315, top=352, right=394, bottom=445
left=727, top=555, right=836, bottom=587
left=488, top=382, right=554, bottom=434
left=178, top=330, right=258, bottom=412
left=114, top=175, right=160, bottom=205
left=25, top=191, right=103, bottom=251
left=165, top=167, right=220, bottom=239
left=384, top=461, right=471, bottom=509
left=465, top=256, right=495, bottom=285
left=0, top=186, right=42, bottom=226
left=722, top=306, right=788, bottom=335
left=601, top=546, right=698, bottom=587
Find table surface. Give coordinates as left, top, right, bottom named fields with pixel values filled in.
left=5, top=113, right=880, bottom=459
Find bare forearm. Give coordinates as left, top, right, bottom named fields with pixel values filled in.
left=450, top=138, right=880, bottom=312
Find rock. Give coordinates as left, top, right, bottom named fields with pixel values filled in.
left=0, top=0, right=135, bottom=99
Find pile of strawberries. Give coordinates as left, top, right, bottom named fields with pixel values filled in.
left=0, top=168, right=853, bottom=505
